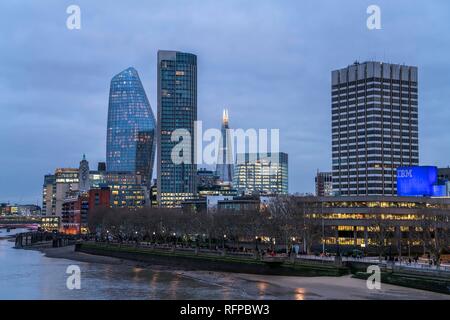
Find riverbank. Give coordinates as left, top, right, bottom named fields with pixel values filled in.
left=38, top=245, right=125, bottom=265
left=19, top=242, right=450, bottom=300
left=76, top=242, right=350, bottom=277
left=29, top=244, right=185, bottom=271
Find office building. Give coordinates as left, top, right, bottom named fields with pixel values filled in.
left=233, top=152, right=288, bottom=195
left=292, top=195, right=450, bottom=253
left=105, top=172, right=149, bottom=209
left=150, top=183, right=158, bottom=207
left=196, top=169, right=237, bottom=198
left=0, top=204, right=41, bottom=216
left=157, top=50, right=197, bottom=207
left=332, top=61, right=419, bottom=196
left=106, top=67, right=156, bottom=188
left=54, top=168, right=79, bottom=216
left=97, top=162, right=106, bottom=172
left=42, top=174, right=56, bottom=216
left=315, top=171, right=333, bottom=196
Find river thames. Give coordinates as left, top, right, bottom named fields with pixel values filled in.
left=1, top=228, right=448, bottom=300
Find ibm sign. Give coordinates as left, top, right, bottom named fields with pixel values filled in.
left=396, top=166, right=438, bottom=197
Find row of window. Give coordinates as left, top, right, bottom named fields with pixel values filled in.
left=332, top=78, right=417, bottom=89
left=332, top=105, right=418, bottom=113
left=332, top=83, right=418, bottom=93
left=333, top=144, right=418, bottom=151
left=332, top=93, right=417, bottom=101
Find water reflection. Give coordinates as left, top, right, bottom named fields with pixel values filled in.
left=2, top=229, right=443, bottom=300
left=257, top=281, right=268, bottom=297
left=294, top=288, right=306, bottom=300
left=168, top=273, right=181, bottom=299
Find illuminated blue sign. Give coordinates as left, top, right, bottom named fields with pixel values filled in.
left=396, top=166, right=438, bottom=197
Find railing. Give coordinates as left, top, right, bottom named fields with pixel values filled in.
left=391, top=262, right=450, bottom=273
left=82, top=241, right=450, bottom=275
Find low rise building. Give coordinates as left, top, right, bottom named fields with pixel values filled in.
left=292, top=195, right=450, bottom=252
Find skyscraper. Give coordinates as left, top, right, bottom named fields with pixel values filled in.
left=331, top=61, right=419, bottom=196
left=106, top=67, right=156, bottom=188
left=157, top=50, right=197, bottom=207
left=216, top=109, right=234, bottom=183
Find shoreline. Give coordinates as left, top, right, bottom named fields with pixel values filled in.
left=17, top=243, right=450, bottom=300
left=29, top=244, right=183, bottom=272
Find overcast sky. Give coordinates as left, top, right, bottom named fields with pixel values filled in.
left=1, top=0, right=450, bottom=204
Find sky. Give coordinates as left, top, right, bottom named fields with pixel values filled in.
left=1, top=0, right=450, bottom=204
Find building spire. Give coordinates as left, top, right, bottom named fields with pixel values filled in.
left=222, top=108, right=229, bottom=126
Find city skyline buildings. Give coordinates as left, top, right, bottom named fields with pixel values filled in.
left=106, top=67, right=156, bottom=189
left=3, top=2, right=450, bottom=204
left=157, top=50, right=198, bottom=207
left=33, top=57, right=440, bottom=207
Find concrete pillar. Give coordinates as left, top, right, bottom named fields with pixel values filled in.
left=395, top=225, right=401, bottom=257
left=364, top=227, right=368, bottom=248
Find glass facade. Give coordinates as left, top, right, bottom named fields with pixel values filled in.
left=106, top=67, right=156, bottom=188
left=105, top=172, right=148, bottom=209
left=216, top=109, right=234, bottom=183
left=42, top=174, right=56, bottom=216
left=233, top=152, right=288, bottom=195
left=157, top=51, right=197, bottom=207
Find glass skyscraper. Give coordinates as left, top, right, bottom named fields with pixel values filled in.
left=216, top=109, right=234, bottom=184
left=106, top=67, right=156, bottom=188
left=157, top=50, right=197, bottom=207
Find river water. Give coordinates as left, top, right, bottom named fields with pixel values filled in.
left=1, top=228, right=448, bottom=300
left=0, top=228, right=301, bottom=299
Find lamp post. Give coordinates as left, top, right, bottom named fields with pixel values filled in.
left=322, top=216, right=325, bottom=255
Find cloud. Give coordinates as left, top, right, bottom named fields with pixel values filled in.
left=1, top=0, right=450, bottom=203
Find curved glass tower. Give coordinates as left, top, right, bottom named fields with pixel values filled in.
left=106, top=67, right=156, bottom=187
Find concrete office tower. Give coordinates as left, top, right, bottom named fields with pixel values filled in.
left=315, top=171, right=333, bottom=196
left=79, top=154, right=90, bottom=192
left=106, top=67, right=156, bottom=188
left=157, top=50, right=197, bottom=207
left=216, top=109, right=234, bottom=184
left=331, top=61, right=419, bottom=196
